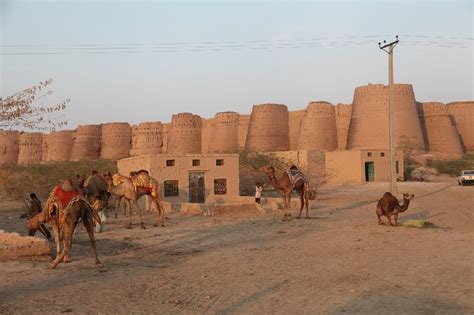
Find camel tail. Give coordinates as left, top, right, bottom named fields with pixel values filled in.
left=80, top=199, right=102, bottom=226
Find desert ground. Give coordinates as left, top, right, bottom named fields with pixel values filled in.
left=0, top=179, right=472, bottom=314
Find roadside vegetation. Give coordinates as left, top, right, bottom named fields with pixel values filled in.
left=427, top=153, right=474, bottom=176
left=0, top=160, right=117, bottom=201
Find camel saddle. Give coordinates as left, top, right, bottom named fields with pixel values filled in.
left=112, top=174, right=130, bottom=186
left=131, top=173, right=160, bottom=200
left=42, top=184, right=79, bottom=224
left=287, top=169, right=306, bottom=189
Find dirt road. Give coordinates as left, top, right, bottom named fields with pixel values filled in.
left=1, top=181, right=472, bottom=314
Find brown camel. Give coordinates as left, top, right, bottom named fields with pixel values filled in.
left=27, top=194, right=101, bottom=269
left=376, top=192, right=415, bottom=226
left=104, top=170, right=164, bottom=229
left=261, top=166, right=310, bottom=219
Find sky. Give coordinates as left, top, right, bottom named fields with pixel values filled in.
left=1, top=0, right=473, bottom=129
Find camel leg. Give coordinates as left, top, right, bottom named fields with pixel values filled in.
left=124, top=199, right=133, bottom=229
left=51, top=223, right=75, bottom=269
left=376, top=206, right=383, bottom=225
left=393, top=214, right=399, bottom=227
left=305, top=196, right=310, bottom=219
left=114, top=197, right=120, bottom=218
left=132, top=199, right=145, bottom=229
left=297, top=192, right=304, bottom=219
left=287, top=192, right=292, bottom=218
left=387, top=214, right=394, bottom=227
left=83, top=212, right=101, bottom=265
left=152, top=199, right=165, bottom=227
left=51, top=220, right=61, bottom=260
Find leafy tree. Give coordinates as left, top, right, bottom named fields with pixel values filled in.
left=0, top=79, right=69, bottom=131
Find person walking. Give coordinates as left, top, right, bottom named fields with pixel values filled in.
left=255, top=182, right=263, bottom=204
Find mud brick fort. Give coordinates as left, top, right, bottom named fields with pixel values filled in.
left=1, top=83, right=473, bottom=167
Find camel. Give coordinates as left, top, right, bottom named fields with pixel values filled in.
left=27, top=182, right=102, bottom=269
left=261, top=166, right=311, bottom=219
left=104, top=170, right=164, bottom=229
left=83, top=172, right=110, bottom=232
left=376, top=192, right=415, bottom=226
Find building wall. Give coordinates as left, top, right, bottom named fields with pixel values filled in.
left=418, top=102, right=463, bottom=158
left=448, top=102, right=474, bottom=151
left=237, top=114, right=250, bottom=150
left=347, top=84, right=425, bottom=151
left=18, top=132, right=43, bottom=165
left=297, top=102, right=337, bottom=151
left=118, top=154, right=240, bottom=203
left=0, top=130, right=20, bottom=165
left=100, top=122, right=132, bottom=160
left=326, top=149, right=403, bottom=184
left=245, top=104, right=290, bottom=152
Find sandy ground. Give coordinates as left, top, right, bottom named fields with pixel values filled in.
left=0, top=180, right=473, bottom=314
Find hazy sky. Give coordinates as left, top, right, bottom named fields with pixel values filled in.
left=1, top=0, right=472, bottom=129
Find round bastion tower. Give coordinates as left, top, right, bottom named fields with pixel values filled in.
left=0, top=130, right=20, bottom=165
left=208, top=111, right=239, bottom=153
left=419, top=102, right=463, bottom=157
left=245, top=104, right=290, bottom=152
left=42, top=130, right=74, bottom=162
left=100, top=122, right=132, bottom=160
left=297, top=101, right=337, bottom=151
left=130, top=121, right=163, bottom=156
left=166, top=113, right=202, bottom=154
left=18, top=132, right=43, bottom=165
left=347, top=84, right=425, bottom=151
left=70, top=125, right=102, bottom=161
left=447, top=102, right=474, bottom=151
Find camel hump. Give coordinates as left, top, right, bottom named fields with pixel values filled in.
left=383, top=192, right=393, bottom=197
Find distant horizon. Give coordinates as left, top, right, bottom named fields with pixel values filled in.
left=1, top=1, right=472, bottom=130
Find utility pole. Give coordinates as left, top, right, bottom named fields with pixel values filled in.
left=379, top=35, right=399, bottom=195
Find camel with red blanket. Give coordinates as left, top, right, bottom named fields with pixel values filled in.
left=27, top=180, right=102, bottom=269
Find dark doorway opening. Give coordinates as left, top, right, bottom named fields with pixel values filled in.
left=189, top=172, right=205, bottom=203
left=365, top=162, right=375, bottom=182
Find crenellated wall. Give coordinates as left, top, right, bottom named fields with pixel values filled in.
left=335, top=104, right=352, bottom=150
left=448, top=102, right=474, bottom=151
left=130, top=121, right=163, bottom=156
left=70, top=125, right=102, bottom=161
left=18, top=132, right=43, bottom=165
left=297, top=102, right=337, bottom=151
left=208, top=112, right=239, bottom=153
left=42, top=130, right=74, bottom=162
left=0, top=131, right=20, bottom=165
left=3, top=83, right=472, bottom=165
left=166, top=113, right=202, bottom=154
left=418, top=102, right=463, bottom=157
left=100, top=122, right=132, bottom=160
left=347, top=84, right=425, bottom=151
left=245, top=104, right=290, bottom=152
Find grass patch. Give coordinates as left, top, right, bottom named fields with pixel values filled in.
left=426, top=153, right=474, bottom=176
left=0, top=160, right=117, bottom=201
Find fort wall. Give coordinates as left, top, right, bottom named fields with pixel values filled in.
left=208, top=112, right=239, bottom=153
left=297, top=102, right=337, bottom=151
left=288, top=110, right=305, bottom=151
left=130, top=122, right=163, bottom=156
left=18, top=132, right=43, bottom=164
left=335, top=104, right=352, bottom=149
left=42, top=130, right=74, bottom=162
left=0, top=131, right=20, bottom=165
left=245, top=104, right=290, bottom=152
left=418, top=103, right=463, bottom=158
left=448, top=102, right=474, bottom=151
left=347, top=84, right=425, bottom=151
left=100, top=122, right=132, bottom=160
left=70, top=125, right=101, bottom=161
left=237, top=115, right=250, bottom=150
left=166, top=113, right=202, bottom=154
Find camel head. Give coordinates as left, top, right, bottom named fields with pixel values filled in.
left=261, top=166, right=276, bottom=178
left=402, top=193, right=415, bottom=200
left=26, top=212, right=47, bottom=236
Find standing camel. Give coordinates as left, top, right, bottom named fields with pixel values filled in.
left=83, top=171, right=109, bottom=232
left=376, top=192, right=415, bottom=226
left=104, top=171, right=164, bottom=229
left=27, top=181, right=102, bottom=269
left=261, top=166, right=311, bottom=219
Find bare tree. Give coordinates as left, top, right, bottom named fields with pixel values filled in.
left=0, top=79, right=69, bottom=131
